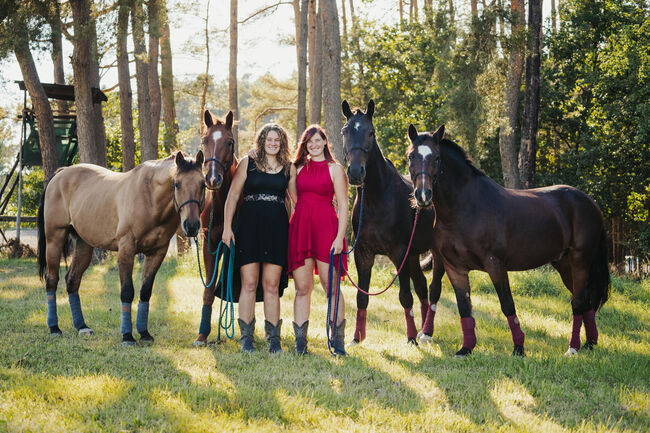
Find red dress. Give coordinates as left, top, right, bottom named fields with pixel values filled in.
left=288, top=159, right=347, bottom=275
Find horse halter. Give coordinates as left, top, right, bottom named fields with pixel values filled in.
left=204, top=154, right=232, bottom=174
left=173, top=183, right=206, bottom=215
left=413, top=155, right=442, bottom=187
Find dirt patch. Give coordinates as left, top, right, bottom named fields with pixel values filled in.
left=0, top=238, right=37, bottom=258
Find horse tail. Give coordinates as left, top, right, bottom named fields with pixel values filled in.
left=586, top=228, right=610, bottom=312
left=420, top=252, right=433, bottom=271
left=37, top=182, right=48, bottom=281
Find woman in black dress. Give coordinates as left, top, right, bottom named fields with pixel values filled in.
left=222, top=124, right=294, bottom=353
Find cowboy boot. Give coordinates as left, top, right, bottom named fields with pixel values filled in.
left=293, top=320, right=309, bottom=355
left=265, top=319, right=283, bottom=354
left=238, top=318, right=256, bottom=353
left=332, top=319, right=347, bottom=356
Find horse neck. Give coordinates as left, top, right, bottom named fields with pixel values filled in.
left=209, top=155, right=238, bottom=219
left=150, top=158, right=179, bottom=223
left=431, top=147, right=474, bottom=221
left=363, top=139, right=393, bottom=199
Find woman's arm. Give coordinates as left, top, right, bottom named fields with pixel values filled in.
left=222, top=156, right=249, bottom=245
left=330, top=163, right=349, bottom=254
left=288, top=163, right=298, bottom=204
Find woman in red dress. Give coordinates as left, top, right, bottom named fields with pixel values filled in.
left=287, top=125, right=349, bottom=355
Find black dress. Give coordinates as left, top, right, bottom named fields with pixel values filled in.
left=230, top=158, right=289, bottom=302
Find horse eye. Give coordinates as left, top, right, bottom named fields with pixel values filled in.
left=174, top=182, right=180, bottom=189
left=201, top=182, right=206, bottom=189
left=228, top=139, right=234, bottom=147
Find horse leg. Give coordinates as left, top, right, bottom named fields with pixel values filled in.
left=420, top=252, right=444, bottom=343
left=136, top=247, right=167, bottom=343
left=117, top=236, right=137, bottom=346
left=408, top=258, right=429, bottom=329
left=45, top=228, right=67, bottom=336
left=65, top=237, right=94, bottom=335
left=351, top=249, right=374, bottom=346
left=391, top=250, right=417, bottom=345
left=195, top=238, right=218, bottom=346
left=446, top=268, right=475, bottom=356
left=566, top=253, right=592, bottom=355
left=486, top=265, right=525, bottom=357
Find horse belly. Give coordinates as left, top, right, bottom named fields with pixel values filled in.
left=504, top=223, right=565, bottom=271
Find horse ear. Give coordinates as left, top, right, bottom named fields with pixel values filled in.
left=341, top=100, right=352, bottom=119
left=408, top=124, right=419, bottom=142
left=366, top=99, right=375, bottom=118
left=225, top=111, right=234, bottom=130
left=175, top=150, right=185, bottom=166
left=434, top=124, right=445, bottom=141
left=195, top=150, right=204, bottom=166
left=204, top=110, right=213, bottom=128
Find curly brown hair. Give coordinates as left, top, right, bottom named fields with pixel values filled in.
left=251, top=123, right=292, bottom=174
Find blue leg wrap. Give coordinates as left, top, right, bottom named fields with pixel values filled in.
left=68, top=292, right=86, bottom=330
left=136, top=301, right=149, bottom=334
left=121, top=303, right=132, bottom=335
left=198, top=304, right=212, bottom=336
left=47, top=292, right=58, bottom=328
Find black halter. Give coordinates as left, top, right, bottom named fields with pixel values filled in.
left=204, top=156, right=232, bottom=174
left=413, top=156, right=442, bottom=187
left=173, top=184, right=205, bottom=215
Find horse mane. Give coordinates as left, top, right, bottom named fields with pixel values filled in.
left=440, top=138, right=485, bottom=177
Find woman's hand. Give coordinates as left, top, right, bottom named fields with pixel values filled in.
left=330, top=236, right=344, bottom=255
left=222, top=226, right=235, bottom=246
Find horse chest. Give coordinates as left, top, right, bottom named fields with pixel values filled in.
left=138, top=225, right=174, bottom=251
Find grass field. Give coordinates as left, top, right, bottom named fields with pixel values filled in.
left=0, top=255, right=648, bottom=432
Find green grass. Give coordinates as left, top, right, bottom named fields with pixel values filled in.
left=0, top=256, right=649, bottom=432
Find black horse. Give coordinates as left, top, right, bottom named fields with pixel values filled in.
left=407, top=124, right=610, bottom=356
left=341, top=100, right=445, bottom=345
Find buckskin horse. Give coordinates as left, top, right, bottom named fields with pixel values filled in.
left=406, top=124, right=610, bottom=356
left=37, top=151, right=206, bottom=346
left=194, top=109, right=238, bottom=347
left=341, top=100, right=446, bottom=345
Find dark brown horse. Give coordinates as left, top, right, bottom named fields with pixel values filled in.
left=194, top=110, right=238, bottom=346
left=37, top=151, right=205, bottom=345
left=341, top=100, right=445, bottom=346
left=407, top=124, right=610, bottom=356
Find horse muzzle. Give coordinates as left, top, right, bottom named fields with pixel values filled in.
left=182, top=218, right=201, bottom=238
left=414, top=187, right=433, bottom=208
left=206, top=172, right=223, bottom=190
left=347, top=164, right=366, bottom=186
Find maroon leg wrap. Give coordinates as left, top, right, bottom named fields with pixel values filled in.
left=506, top=315, right=525, bottom=347
left=583, top=309, right=598, bottom=344
left=420, top=300, right=428, bottom=328
left=570, top=314, right=583, bottom=350
left=405, top=308, right=418, bottom=340
left=353, top=308, right=367, bottom=342
left=422, top=304, right=436, bottom=336
left=461, top=317, right=476, bottom=350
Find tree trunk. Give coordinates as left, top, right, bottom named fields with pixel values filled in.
left=470, top=0, right=478, bottom=19
left=148, top=0, right=162, bottom=152
left=132, top=0, right=155, bottom=161
left=229, top=0, right=239, bottom=154
left=498, top=0, right=524, bottom=189
left=201, top=0, right=211, bottom=134
left=519, top=0, right=542, bottom=189
left=321, top=0, right=344, bottom=162
left=14, top=40, right=58, bottom=181
left=49, top=1, right=68, bottom=114
left=159, top=2, right=178, bottom=152
left=424, top=0, right=433, bottom=22
left=349, top=0, right=366, bottom=100
left=70, top=0, right=106, bottom=166
left=294, top=0, right=309, bottom=141
left=551, top=0, right=557, bottom=34
left=117, top=0, right=135, bottom=171
left=308, top=0, right=322, bottom=125
left=449, top=0, right=454, bottom=24
left=399, top=0, right=404, bottom=23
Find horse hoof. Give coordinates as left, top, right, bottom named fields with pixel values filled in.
left=193, top=339, right=207, bottom=347
left=512, top=345, right=525, bottom=357
left=564, top=347, right=578, bottom=356
left=582, top=341, right=596, bottom=351
left=78, top=327, right=94, bottom=336
left=139, top=330, right=154, bottom=343
left=407, top=338, right=419, bottom=346
left=345, top=339, right=359, bottom=349
left=49, top=326, right=63, bottom=337
left=455, top=347, right=472, bottom=357
left=418, top=334, right=433, bottom=345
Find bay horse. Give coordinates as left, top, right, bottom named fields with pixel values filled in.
left=37, top=151, right=206, bottom=346
left=341, top=99, right=445, bottom=345
left=406, top=124, right=610, bottom=356
left=193, top=109, right=237, bottom=347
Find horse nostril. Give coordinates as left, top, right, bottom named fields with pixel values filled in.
left=359, top=166, right=366, bottom=178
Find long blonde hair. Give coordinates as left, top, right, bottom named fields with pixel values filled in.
left=252, top=123, right=292, bottom=174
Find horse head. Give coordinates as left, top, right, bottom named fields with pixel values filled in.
left=407, top=124, right=444, bottom=208
left=202, top=110, right=235, bottom=190
left=173, top=150, right=206, bottom=237
left=341, top=99, right=376, bottom=186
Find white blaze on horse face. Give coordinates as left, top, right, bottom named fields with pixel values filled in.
left=417, top=145, right=433, bottom=159
left=211, top=130, right=222, bottom=143
left=354, top=122, right=360, bottom=131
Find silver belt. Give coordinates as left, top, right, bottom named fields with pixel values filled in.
left=243, top=193, right=284, bottom=203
